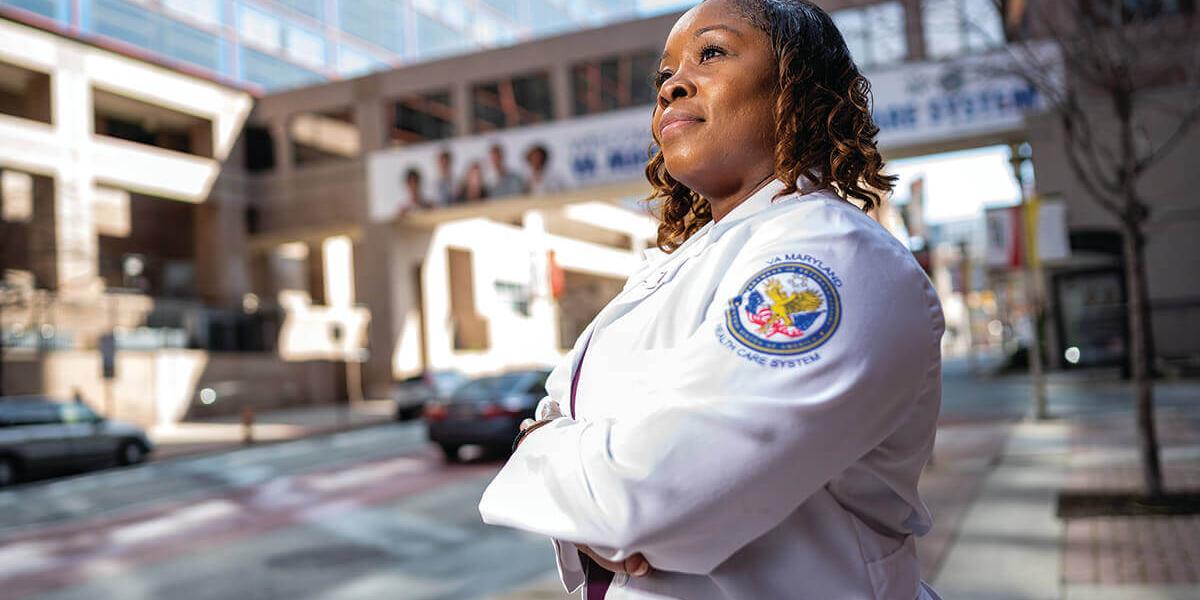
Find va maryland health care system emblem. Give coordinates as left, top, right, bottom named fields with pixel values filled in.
left=716, top=254, right=843, bottom=368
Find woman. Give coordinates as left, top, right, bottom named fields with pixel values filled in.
left=456, top=160, right=489, bottom=203
left=525, top=143, right=567, bottom=195
left=480, top=1, right=944, bottom=599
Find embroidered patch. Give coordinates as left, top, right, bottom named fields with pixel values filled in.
left=723, top=261, right=842, bottom=356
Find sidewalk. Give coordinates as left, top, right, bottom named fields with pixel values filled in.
left=935, top=404, right=1200, bottom=600
left=491, top=378, right=1200, bottom=600
left=147, top=400, right=398, bottom=461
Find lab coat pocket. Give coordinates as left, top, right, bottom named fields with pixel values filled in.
left=864, top=535, right=919, bottom=600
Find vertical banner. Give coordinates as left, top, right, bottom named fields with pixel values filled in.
left=985, top=206, right=1023, bottom=269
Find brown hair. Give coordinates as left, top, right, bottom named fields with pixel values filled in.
left=646, top=0, right=896, bottom=252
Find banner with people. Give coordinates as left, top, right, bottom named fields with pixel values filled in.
left=366, top=106, right=655, bottom=222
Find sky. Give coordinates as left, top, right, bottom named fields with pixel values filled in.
left=888, top=145, right=1024, bottom=224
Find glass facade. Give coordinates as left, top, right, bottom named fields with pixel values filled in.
left=831, top=1, right=907, bottom=69
left=0, top=0, right=700, bottom=91
left=922, top=0, right=1005, bottom=59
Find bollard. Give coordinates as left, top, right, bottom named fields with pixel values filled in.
left=241, top=406, right=255, bottom=445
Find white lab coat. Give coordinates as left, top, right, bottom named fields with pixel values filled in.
left=479, top=179, right=945, bottom=599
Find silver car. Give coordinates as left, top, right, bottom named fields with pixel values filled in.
left=0, top=396, right=154, bottom=487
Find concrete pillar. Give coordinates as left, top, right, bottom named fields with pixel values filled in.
left=51, top=59, right=99, bottom=293
left=269, top=119, right=293, bottom=177
left=354, top=221, right=434, bottom=398
left=523, top=210, right=559, bottom=359
left=354, top=222, right=397, bottom=397
left=904, top=0, right=927, bottom=62
left=452, top=80, right=472, bottom=137
left=549, top=63, right=573, bottom=121
left=353, top=76, right=386, bottom=154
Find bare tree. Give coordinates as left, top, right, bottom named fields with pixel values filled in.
left=996, top=0, right=1200, bottom=498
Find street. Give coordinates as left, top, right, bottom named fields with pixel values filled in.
left=2, top=359, right=1198, bottom=600
left=0, top=424, right=550, bottom=600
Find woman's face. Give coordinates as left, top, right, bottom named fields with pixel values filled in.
left=652, top=0, right=777, bottom=200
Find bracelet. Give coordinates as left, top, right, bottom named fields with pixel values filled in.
left=512, top=419, right=554, bottom=452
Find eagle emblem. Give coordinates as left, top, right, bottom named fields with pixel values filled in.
left=725, top=260, right=842, bottom=356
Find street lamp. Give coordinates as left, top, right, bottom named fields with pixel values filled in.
left=1009, top=142, right=1049, bottom=421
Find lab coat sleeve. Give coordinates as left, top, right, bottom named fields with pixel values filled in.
left=479, top=222, right=943, bottom=575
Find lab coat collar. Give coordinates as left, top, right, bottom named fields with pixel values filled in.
left=641, top=175, right=823, bottom=262
left=712, top=178, right=790, bottom=232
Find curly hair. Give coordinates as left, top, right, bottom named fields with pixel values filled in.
left=646, top=0, right=897, bottom=252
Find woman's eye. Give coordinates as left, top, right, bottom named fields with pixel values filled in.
left=654, top=70, right=673, bottom=88
left=698, top=45, right=725, bottom=62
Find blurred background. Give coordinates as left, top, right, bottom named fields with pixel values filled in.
left=0, top=1, right=1196, bottom=599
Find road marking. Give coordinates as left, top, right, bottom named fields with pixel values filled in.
left=0, top=450, right=499, bottom=600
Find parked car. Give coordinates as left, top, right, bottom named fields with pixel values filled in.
left=0, top=396, right=154, bottom=487
left=424, top=368, right=550, bottom=461
left=393, top=371, right=468, bottom=421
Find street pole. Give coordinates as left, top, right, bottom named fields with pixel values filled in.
left=1010, top=143, right=1049, bottom=421
left=958, top=241, right=978, bottom=375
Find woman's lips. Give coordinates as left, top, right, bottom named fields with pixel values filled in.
left=660, top=118, right=702, bottom=138
left=659, top=111, right=704, bottom=138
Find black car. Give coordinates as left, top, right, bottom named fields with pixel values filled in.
left=393, top=371, right=468, bottom=421
left=424, top=369, right=550, bottom=461
left=0, top=396, right=154, bottom=487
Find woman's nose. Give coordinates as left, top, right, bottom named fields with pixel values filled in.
left=658, top=74, right=695, bottom=108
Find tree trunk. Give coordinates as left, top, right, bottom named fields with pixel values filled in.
left=0, top=302, right=4, bottom=397
left=1121, top=220, right=1164, bottom=498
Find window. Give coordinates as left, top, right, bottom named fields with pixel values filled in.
left=238, top=4, right=282, bottom=51
left=60, top=403, right=101, bottom=424
left=481, top=0, right=520, bottom=21
left=92, top=87, right=215, bottom=157
left=243, top=125, right=276, bottom=172
left=0, top=403, right=61, bottom=426
left=1, top=170, right=34, bottom=223
left=163, top=0, right=220, bottom=25
left=0, top=61, right=52, bottom=124
left=494, top=280, right=531, bottom=317
left=471, top=71, right=554, bottom=132
left=338, top=0, right=405, bottom=55
left=90, top=0, right=223, bottom=73
left=923, top=0, right=1005, bottom=59
left=831, top=2, right=907, bottom=69
left=284, top=25, right=326, bottom=68
left=337, top=45, right=378, bottom=77
left=571, top=50, right=659, bottom=116
left=1080, top=0, right=1196, bottom=25
left=448, top=247, right=490, bottom=351
left=415, top=13, right=466, bottom=57
left=4, top=0, right=61, bottom=20
left=274, top=0, right=323, bottom=19
left=390, top=90, right=455, bottom=145
left=240, top=47, right=325, bottom=91
left=97, top=189, right=196, bottom=296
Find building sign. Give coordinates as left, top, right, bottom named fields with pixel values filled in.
left=367, top=45, right=1060, bottom=223
left=870, top=43, right=1059, bottom=150
left=367, top=106, right=654, bottom=222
